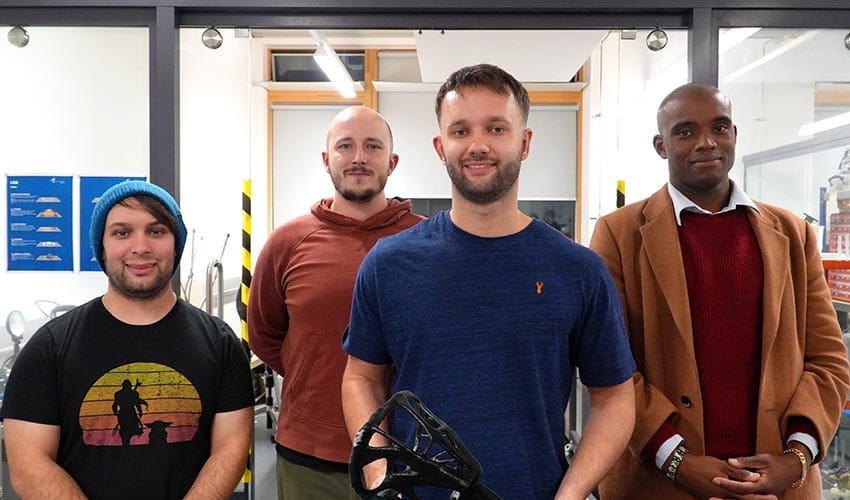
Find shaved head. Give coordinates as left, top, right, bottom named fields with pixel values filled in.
left=657, top=83, right=732, bottom=132
left=322, top=105, right=399, bottom=205
left=325, top=106, right=394, bottom=152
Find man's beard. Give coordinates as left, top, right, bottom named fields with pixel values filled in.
left=340, top=187, right=380, bottom=203
left=446, top=153, right=522, bottom=205
left=333, top=168, right=389, bottom=204
left=106, top=261, right=173, bottom=300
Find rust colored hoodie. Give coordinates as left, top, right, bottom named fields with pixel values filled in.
left=248, top=198, right=422, bottom=463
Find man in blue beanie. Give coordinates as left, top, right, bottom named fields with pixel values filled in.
left=1, top=180, right=254, bottom=500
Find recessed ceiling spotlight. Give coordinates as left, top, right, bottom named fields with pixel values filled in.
left=8, top=26, right=29, bottom=48
left=202, top=27, right=223, bottom=50
left=646, top=28, right=668, bottom=51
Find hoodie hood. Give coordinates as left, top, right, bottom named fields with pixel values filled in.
left=311, top=198, right=418, bottom=231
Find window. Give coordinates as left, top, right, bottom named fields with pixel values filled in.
left=271, top=51, right=365, bottom=82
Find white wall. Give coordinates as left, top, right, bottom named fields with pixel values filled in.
left=0, top=27, right=258, bottom=338
left=378, top=91, right=445, bottom=198
left=249, top=36, right=271, bottom=270
left=179, top=28, right=252, bottom=317
left=583, top=30, right=689, bottom=242
left=522, top=106, right=578, bottom=200
left=0, top=27, right=148, bottom=334
left=271, top=105, right=346, bottom=226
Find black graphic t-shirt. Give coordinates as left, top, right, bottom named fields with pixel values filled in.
left=0, top=298, right=254, bottom=500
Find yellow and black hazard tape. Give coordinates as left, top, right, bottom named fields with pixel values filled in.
left=616, top=180, right=625, bottom=209
left=237, top=179, right=252, bottom=353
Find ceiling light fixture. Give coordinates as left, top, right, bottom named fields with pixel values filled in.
left=8, top=26, right=29, bottom=48
left=798, top=111, right=850, bottom=137
left=719, top=27, right=761, bottom=54
left=309, top=30, right=356, bottom=99
left=201, top=27, right=223, bottom=50
left=646, top=29, right=668, bottom=51
left=724, top=30, right=818, bottom=83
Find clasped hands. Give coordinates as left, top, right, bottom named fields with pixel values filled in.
left=676, top=450, right=805, bottom=500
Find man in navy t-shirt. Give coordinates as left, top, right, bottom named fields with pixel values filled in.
left=341, top=64, right=636, bottom=500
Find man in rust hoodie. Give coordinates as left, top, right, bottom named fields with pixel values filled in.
left=248, top=106, right=423, bottom=499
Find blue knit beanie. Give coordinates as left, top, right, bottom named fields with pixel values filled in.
left=89, top=180, right=187, bottom=274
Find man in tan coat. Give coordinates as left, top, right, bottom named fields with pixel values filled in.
left=591, top=83, right=850, bottom=499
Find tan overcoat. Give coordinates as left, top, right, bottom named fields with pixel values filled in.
left=590, top=186, right=850, bottom=499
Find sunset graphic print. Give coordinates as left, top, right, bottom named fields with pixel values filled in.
left=79, top=362, right=201, bottom=447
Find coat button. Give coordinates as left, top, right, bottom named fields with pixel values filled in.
left=681, top=396, right=692, bottom=408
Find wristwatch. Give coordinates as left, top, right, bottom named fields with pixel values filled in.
left=665, top=442, right=689, bottom=483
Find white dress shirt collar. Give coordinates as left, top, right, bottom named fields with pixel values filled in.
left=667, top=181, right=761, bottom=226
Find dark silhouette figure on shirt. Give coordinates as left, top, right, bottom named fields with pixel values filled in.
left=146, top=420, right=172, bottom=452
left=112, top=379, right=149, bottom=446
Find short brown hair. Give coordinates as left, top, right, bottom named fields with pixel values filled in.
left=435, top=64, right=530, bottom=124
left=117, top=195, right=180, bottom=239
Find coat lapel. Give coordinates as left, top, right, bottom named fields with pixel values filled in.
left=639, top=187, right=694, bottom=348
left=747, top=206, right=789, bottom=358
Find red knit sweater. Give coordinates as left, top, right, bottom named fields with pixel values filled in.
left=643, top=208, right=820, bottom=463
left=678, top=208, right=764, bottom=458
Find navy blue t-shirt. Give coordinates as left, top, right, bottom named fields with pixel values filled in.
left=344, top=212, right=635, bottom=500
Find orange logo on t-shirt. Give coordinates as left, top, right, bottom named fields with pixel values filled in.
left=536, top=281, right=544, bottom=294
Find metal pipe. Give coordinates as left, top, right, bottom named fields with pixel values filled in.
left=206, top=260, right=224, bottom=319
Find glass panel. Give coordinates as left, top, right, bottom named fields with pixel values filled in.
left=720, top=28, right=850, bottom=498
left=272, top=51, right=365, bottom=81
left=720, top=29, right=850, bottom=223
left=586, top=29, right=689, bottom=235
left=0, top=26, right=148, bottom=343
left=178, top=28, right=252, bottom=328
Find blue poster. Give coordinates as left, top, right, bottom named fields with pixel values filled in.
left=79, top=176, right=146, bottom=272
left=7, top=175, right=73, bottom=271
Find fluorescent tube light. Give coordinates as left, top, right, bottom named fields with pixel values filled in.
left=309, top=30, right=356, bottom=99
left=723, top=30, right=818, bottom=83
left=719, top=28, right=761, bottom=54
left=798, top=111, right=850, bottom=137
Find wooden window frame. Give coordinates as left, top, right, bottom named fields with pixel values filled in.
left=266, top=48, right=584, bottom=238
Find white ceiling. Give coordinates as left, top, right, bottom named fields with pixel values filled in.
left=413, top=30, right=607, bottom=83
left=722, top=29, right=850, bottom=84
left=252, top=29, right=608, bottom=83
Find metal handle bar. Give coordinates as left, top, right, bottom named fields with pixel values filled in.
left=206, top=260, right=224, bottom=319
